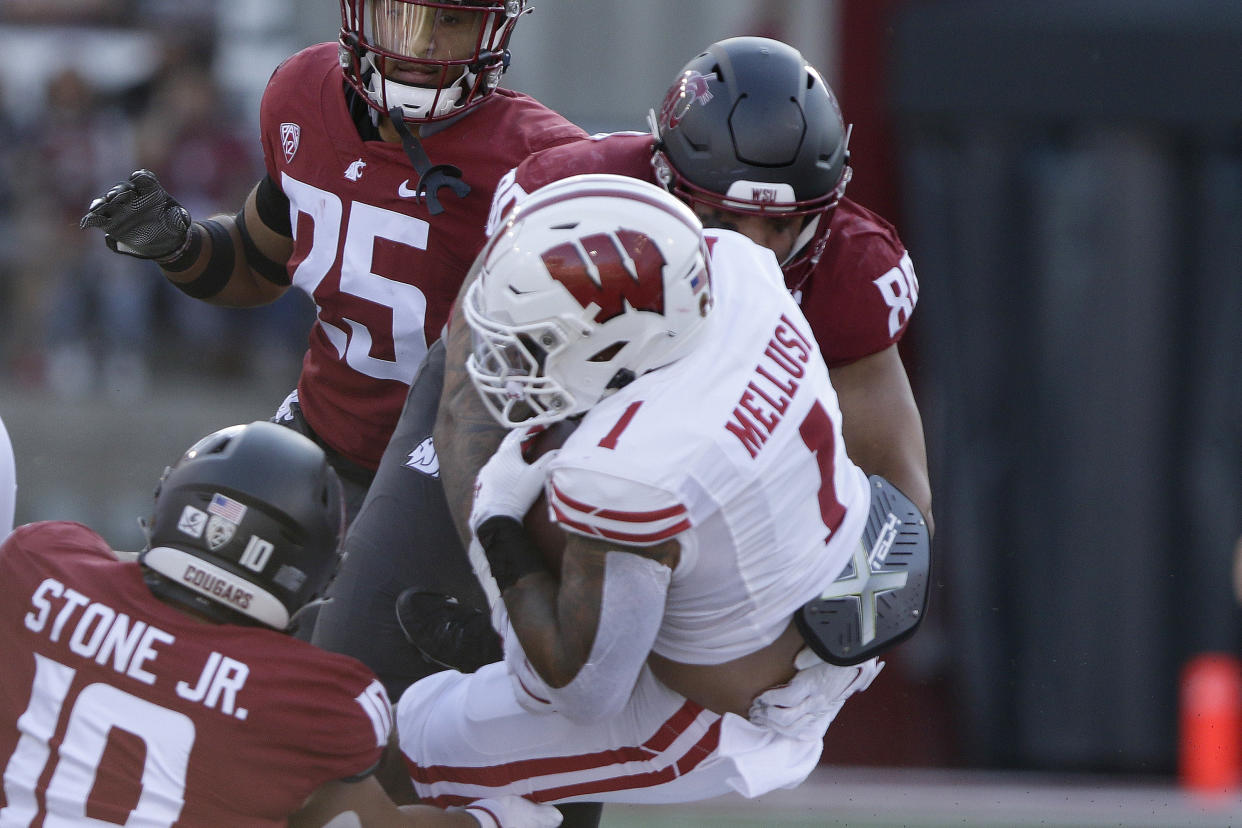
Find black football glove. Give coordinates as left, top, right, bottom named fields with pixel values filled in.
left=396, top=589, right=503, bottom=673
left=80, top=169, right=192, bottom=261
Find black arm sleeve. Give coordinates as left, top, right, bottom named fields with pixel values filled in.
left=254, top=173, right=292, bottom=237
left=235, top=207, right=292, bottom=286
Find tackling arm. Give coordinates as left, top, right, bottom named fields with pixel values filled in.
left=434, top=282, right=509, bottom=548
left=830, top=344, right=934, bottom=536
left=159, top=179, right=295, bottom=307
left=289, top=775, right=463, bottom=827
left=80, top=171, right=294, bottom=308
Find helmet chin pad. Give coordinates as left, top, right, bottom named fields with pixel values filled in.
left=364, top=55, right=473, bottom=121
left=339, top=0, right=526, bottom=125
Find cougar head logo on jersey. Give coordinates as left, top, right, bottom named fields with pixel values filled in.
left=540, top=230, right=666, bottom=323
left=404, top=436, right=440, bottom=478
left=658, top=70, right=714, bottom=131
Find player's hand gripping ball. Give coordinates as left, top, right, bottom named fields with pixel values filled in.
left=470, top=419, right=578, bottom=571
left=519, top=419, right=578, bottom=570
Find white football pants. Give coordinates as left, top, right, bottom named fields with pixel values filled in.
left=395, top=661, right=827, bottom=807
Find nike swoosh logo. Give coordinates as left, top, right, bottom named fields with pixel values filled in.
left=398, top=179, right=421, bottom=198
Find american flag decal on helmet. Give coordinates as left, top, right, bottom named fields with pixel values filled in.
left=208, top=493, right=247, bottom=524
left=280, top=122, right=301, bottom=164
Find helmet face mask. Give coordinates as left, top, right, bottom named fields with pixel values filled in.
left=339, top=0, right=526, bottom=123
left=139, top=422, right=345, bottom=631
left=649, top=37, right=852, bottom=287
left=465, top=303, right=581, bottom=425
left=465, top=174, right=715, bottom=428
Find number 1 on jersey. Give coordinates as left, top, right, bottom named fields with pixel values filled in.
left=799, top=401, right=846, bottom=538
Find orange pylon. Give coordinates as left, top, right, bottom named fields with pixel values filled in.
left=1180, top=652, right=1242, bottom=794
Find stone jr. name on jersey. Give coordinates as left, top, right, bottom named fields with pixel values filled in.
left=24, top=578, right=254, bottom=719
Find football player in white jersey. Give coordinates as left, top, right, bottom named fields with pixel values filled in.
left=395, top=175, right=883, bottom=807
left=0, top=413, right=14, bottom=536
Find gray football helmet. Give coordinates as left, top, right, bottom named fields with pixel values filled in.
left=651, top=37, right=852, bottom=288
left=140, top=421, right=345, bottom=630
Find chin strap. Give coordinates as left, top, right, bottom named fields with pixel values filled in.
left=388, top=107, right=470, bottom=215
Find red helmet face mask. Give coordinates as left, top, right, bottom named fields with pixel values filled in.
left=339, top=0, right=527, bottom=124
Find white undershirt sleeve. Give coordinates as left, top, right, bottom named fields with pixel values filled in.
left=504, top=550, right=671, bottom=723
left=0, top=414, right=15, bottom=536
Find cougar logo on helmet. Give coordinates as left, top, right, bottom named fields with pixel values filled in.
left=658, top=70, right=714, bottom=131
left=540, top=230, right=666, bottom=322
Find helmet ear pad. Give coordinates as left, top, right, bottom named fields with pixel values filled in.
left=140, top=422, right=345, bottom=630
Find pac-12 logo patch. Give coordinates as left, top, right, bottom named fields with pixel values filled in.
left=280, top=122, right=301, bottom=163
left=205, top=516, right=237, bottom=551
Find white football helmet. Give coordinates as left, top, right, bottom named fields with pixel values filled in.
left=465, top=174, right=715, bottom=427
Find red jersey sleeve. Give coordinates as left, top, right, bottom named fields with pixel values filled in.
left=792, top=198, right=920, bottom=367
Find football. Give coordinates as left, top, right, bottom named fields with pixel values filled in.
left=521, top=418, right=578, bottom=571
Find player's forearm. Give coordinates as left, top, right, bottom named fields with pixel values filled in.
left=502, top=572, right=593, bottom=687
left=158, top=214, right=285, bottom=307
left=507, top=547, right=670, bottom=722
left=831, top=347, right=935, bottom=536
left=435, top=301, right=507, bottom=546
left=846, top=420, right=933, bottom=538
left=162, top=181, right=295, bottom=307
left=502, top=547, right=608, bottom=687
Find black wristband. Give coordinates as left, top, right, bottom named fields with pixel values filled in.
left=476, top=516, right=550, bottom=592
left=172, top=219, right=235, bottom=299
left=157, top=223, right=203, bottom=273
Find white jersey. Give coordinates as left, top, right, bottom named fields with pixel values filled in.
left=545, top=229, right=870, bottom=665
left=0, top=413, right=14, bottom=536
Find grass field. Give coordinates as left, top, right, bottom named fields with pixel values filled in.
left=597, top=766, right=1242, bottom=828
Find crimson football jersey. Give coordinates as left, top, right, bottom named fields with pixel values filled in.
left=259, top=44, right=586, bottom=469
left=0, top=522, right=392, bottom=827
left=488, top=132, right=918, bottom=367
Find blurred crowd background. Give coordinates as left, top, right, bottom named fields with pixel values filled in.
left=2, top=0, right=1241, bottom=794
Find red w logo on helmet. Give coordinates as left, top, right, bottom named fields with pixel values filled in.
left=540, top=230, right=666, bottom=322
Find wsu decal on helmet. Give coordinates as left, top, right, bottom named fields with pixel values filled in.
left=540, top=230, right=667, bottom=322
